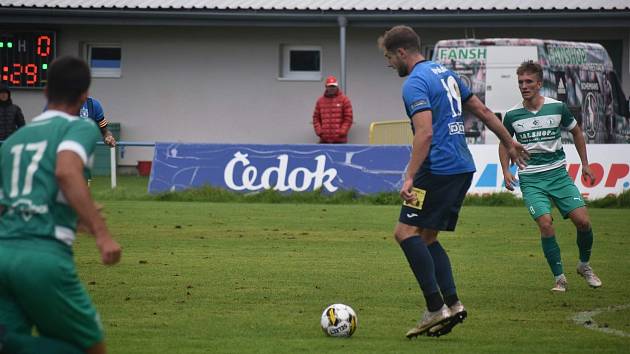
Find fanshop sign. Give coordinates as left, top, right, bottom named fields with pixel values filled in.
left=436, top=47, right=487, bottom=62
left=148, top=143, right=629, bottom=199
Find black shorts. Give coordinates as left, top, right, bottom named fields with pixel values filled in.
left=398, top=170, right=473, bottom=231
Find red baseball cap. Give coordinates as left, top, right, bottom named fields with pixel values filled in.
left=325, top=76, right=338, bottom=87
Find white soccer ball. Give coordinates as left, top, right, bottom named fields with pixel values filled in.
left=320, top=303, right=358, bottom=337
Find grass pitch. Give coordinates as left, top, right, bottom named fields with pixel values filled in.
left=75, top=182, right=630, bottom=353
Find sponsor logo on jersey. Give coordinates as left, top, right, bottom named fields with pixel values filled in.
left=8, top=199, right=49, bottom=221
left=517, top=129, right=556, bottom=140
left=448, top=121, right=465, bottom=135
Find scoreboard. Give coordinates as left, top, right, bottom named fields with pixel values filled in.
left=0, top=31, right=56, bottom=88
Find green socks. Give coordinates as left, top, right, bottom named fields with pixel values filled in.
left=541, top=236, right=563, bottom=277
left=576, top=228, right=593, bottom=263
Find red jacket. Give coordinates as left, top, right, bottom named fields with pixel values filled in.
left=312, top=90, right=353, bottom=143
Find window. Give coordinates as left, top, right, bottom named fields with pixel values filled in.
left=86, top=44, right=121, bottom=78
left=279, top=45, right=321, bottom=80
left=422, top=44, right=435, bottom=61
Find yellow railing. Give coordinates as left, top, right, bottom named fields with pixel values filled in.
left=368, top=120, right=412, bottom=145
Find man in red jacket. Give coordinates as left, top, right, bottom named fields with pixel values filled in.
left=312, top=76, right=353, bottom=143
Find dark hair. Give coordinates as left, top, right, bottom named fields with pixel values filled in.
left=378, top=25, right=421, bottom=53
left=516, top=60, right=543, bottom=82
left=46, top=56, right=91, bottom=105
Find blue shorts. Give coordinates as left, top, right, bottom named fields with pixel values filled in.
left=399, top=170, right=473, bottom=231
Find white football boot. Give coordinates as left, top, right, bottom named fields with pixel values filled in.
left=427, top=301, right=467, bottom=337
left=405, top=305, right=451, bottom=339
left=551, top=274, right=568, bottom=292
left=577, top=263, right=602, bottom=288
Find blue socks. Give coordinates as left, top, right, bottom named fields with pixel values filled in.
left=427, top=241, right=458, bottom=306
left=400, top=236, right=443, bottom=311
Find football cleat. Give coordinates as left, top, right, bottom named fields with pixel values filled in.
left=551, top=274, right=568, bottom=292
left=406, top=305, right=451, bottom=339
left=427, top=301, right=467, bottom=337
left=577, top=263, right=602, bottom=288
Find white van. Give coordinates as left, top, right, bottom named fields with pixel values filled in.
left=433, top=39, right=630, bottom=144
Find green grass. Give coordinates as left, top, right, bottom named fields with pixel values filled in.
left=594, top=308, right=630, bottom=333
left=588, top=190, right=630, bottom=208
left=89, top=176, right=629, bottom=207
left=75, top=197, right=630, bottom=353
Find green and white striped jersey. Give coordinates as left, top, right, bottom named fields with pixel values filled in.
left=503, top=97, right=577, bottom=175
left=0, top=110, right=100, bottom=246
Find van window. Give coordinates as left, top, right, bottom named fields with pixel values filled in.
left=609, top=72, right=629, bottom=116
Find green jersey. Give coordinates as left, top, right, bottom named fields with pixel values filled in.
left=503, top=97, right=577, bottom=175
left=0, top=110, right=100, bottom=246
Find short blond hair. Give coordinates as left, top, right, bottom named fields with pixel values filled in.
left=517, top=61, right=543, bottom=82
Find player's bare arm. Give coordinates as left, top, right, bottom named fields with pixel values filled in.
left=100, top=126, right=116, bottom=147
left=570, top=124, right=596, bottom=185
left=401, top=110, right=432, bottom=203
left=498, top=143, right=518, bottom=191
left=56, top=150, right=121, bottom=265
left=463, top=95, right=529, bottom=169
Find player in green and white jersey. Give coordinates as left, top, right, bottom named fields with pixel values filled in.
left=499, top=61, right=602, bottom=292
left=0, top=57, right=121, bottom=354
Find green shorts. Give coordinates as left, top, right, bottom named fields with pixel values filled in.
left=0, top=237, right=104, bottom=350
left=519, top=167, right=585, bottom=220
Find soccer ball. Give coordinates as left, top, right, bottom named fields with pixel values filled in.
left=320, top=303, right=357, bottom=337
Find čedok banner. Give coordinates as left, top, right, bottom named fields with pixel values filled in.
left=148, top=143, right=630, bottom=199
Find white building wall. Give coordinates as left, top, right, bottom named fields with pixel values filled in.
left=9, top=25, right=630, bottom=166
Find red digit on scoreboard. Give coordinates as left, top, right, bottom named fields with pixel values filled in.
left=37, top=35, right=51, bottom=57
left=9, top=64, right=21, bottom=85
left=24, top=64, right=38, bottom=84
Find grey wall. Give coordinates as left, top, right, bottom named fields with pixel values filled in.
left=9, top=25, right=630, bottom=165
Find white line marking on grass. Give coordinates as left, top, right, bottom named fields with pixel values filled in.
left=571, top=304, right=630, bottom=338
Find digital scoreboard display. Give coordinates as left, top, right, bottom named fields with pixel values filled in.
left=0, top=31, right=56, bottom=88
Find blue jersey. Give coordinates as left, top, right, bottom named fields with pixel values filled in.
left=79, top=97, right=107, bottom=129
left=402, top=60, right=476, bottom=175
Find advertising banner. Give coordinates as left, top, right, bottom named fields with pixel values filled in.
left=148, top=144, right=410, bottom=195
left=148, top=143, right=630, bottom=199
left=467, top=145, right=629, bottom=199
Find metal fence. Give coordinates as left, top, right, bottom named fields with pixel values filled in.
left=98, top=141, right=155, bottom=188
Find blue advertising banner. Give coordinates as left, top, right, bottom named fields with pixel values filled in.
left=147, top=143, right=630, bottom=198
left=148, top=143, right=411, bottom=194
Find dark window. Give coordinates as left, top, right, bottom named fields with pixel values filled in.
left=90, top=47, right=121, bottom=69
left=290, top=50, right=320, bottom=72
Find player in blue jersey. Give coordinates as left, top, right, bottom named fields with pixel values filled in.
left=44, top=97, right=116, bottom=147
left=378, top=25, right=529, bottom=338
left=79, top=97, right=116, bottom=147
